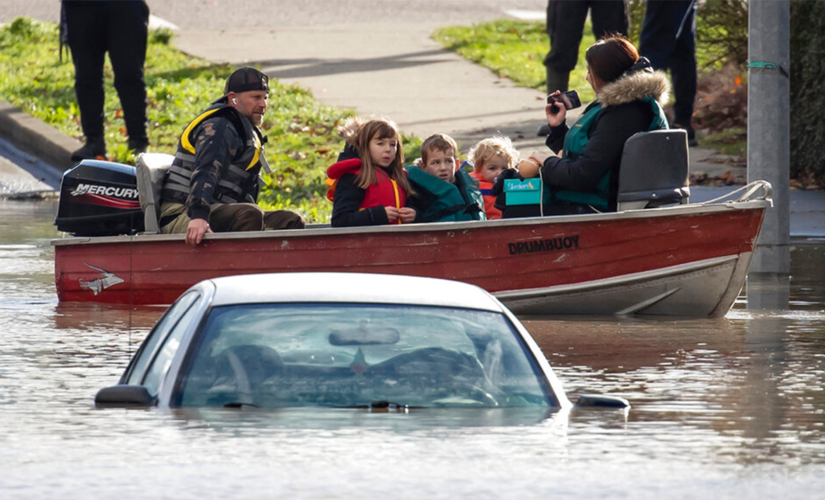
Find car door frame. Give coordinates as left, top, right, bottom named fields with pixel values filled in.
left=117, top=280, right=216, bottom=406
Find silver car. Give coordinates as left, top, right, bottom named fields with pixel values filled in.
left=96, top=273, right=628, bottom=410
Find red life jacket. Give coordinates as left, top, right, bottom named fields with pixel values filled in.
left=470, top=171, right=501, bottom=220
left=326, top=158, right=407, bottom=223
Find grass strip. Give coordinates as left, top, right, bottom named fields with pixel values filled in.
left=0, top=17, right=421, bottom=222
left=432, top=19, right=597, bottom=103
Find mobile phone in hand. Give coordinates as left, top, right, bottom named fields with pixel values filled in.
left=547, top=90, right=582, bottom=113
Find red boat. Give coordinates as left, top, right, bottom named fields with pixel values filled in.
left=53, top=191, right=770, bottom=317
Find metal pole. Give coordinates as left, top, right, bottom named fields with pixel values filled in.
left=747, top=0, right=790, bottom=275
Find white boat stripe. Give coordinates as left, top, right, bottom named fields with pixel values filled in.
left=494, top=254, right=740, bottom=300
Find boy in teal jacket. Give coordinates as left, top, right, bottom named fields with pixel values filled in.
left=406, top=134, right=486, bottom=223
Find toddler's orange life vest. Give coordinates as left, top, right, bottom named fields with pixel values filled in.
left=469, top=171, right=502, bottom=220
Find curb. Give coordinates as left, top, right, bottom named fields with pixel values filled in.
left=0, top=100, right=80, bottom=172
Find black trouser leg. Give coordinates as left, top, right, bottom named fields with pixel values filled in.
left=544, top=0, right=590, bottom=90
left=64, top=2, right=107, bottom=142
left=589, top=0, right=630, bottom=39
left=670, top=3, right=697, bottom=125
left=640, top=0, right=697, bottom=126
left=104, top=1, right=149, bottom=144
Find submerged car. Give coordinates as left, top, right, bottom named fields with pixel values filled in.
left=96, top=273, right=628, bottom=410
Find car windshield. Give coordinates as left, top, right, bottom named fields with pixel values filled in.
left=176, top=303, right=553, bottom=409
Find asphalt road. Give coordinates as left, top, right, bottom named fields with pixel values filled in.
left=2, top=0, right=546, bottom=28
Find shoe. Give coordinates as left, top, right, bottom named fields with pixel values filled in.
left=128, top=138, right=149, bottom=154
left=71, top=138, right=106, bottom=162
left=673, top=123, right=698, bottom=147
left=537, top=123, right=551, bottom=137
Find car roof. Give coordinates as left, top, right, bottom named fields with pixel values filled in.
left=207, top=273, right=504, bottom=312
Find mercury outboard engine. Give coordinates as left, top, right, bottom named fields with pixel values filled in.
left=54, top=160, right=145, bottom=236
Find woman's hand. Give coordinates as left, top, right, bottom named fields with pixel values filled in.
left=545, top=91, right=567, bottom=128
left=384, top=206, right=399, bottom=223
left=517, top=155, right=549, bottom=179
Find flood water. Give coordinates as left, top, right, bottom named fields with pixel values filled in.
left=1, top=198, right=824, bottom=499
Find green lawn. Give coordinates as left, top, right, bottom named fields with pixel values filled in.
left=433, top=19, right=597, bottom=103
left=0, top=17, right=421, bottom=223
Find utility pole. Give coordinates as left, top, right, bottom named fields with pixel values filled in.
left=747, top=0, right=790, bottom=275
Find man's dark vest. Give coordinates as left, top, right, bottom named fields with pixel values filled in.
left=162, top=102, right=271, bottom=205
left=406, top=167, right=486, bottom=222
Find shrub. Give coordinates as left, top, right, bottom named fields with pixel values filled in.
left=790, top=0, right=825, bottom=186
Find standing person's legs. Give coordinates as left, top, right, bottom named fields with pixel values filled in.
left=669, top=1, right=698, bottom=132
left=640, top=0, right=697, bottom=144
left=589, top=0, right=629, bottom=39
left=544, top=0, right=590, bottom=93
left=639, top=0, right=677, bottom=71
left=64, top=2, right=107, bottom=159
left=104, top=0, right=150, bottom=152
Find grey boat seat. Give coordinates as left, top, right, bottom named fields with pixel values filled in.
left=135, top=152, right=174, bottom=234
left=617, top=129, right=690, bottom=211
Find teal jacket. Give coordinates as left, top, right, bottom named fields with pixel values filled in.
left=405, top=166, right=486, bottom=222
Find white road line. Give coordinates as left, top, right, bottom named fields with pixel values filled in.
left=149, top=14, right=179, bottom=31
left=503, top=10, right=545, bottom=22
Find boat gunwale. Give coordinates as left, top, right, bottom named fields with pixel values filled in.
left=50, top=199, right=770, bottom=247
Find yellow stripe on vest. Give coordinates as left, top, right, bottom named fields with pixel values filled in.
left=181, top=108, right=262, bottom=171
left=247, top=132, right=261, bottom=171
left=181, top=108, right=221, bottom=154
left=391, top=179, right=401, bottom=225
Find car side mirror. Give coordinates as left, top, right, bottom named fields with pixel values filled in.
left=95, top=385, right=156, bottom=407
left=574, top=394, right=630, bottom=409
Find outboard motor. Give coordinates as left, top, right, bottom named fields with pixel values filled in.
left=54, top=160, right=145, bottom=236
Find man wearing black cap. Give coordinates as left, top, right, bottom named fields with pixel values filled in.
left=159, top=67, right=305, bottom=246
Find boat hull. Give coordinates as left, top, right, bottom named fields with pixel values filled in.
left=53, top=201, right=768, bottom=317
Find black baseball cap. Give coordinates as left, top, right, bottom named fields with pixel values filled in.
left=224, top=67, right=269, bottom=95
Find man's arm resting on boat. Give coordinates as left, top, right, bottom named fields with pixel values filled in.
left=186, top=218, right=213, bottom=246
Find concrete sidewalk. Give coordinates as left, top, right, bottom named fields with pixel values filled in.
left=174, top=23, right=746, bottom=180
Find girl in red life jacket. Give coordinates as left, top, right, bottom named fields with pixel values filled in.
left=467, top=136, right=519, bottom=220
left=327, top=118, right=417, bottom=227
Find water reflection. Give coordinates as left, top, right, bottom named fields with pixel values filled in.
left=1, top=199, right=824, bottom=498
left=747, top=274, right=791, bottom=311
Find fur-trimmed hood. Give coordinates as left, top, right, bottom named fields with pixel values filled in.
left=598, top=70, right=670, bottom=108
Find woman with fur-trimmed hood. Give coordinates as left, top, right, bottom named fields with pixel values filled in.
left=518, top=35, right=671, bottom=214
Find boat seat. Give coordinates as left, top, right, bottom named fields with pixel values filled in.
left=135, top=152, right=174, bottom=234
left=617, top=129, right=690, bottom=211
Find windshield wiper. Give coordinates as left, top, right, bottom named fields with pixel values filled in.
left=333, top=400, right=414, bottom=410
left=223, top=401, right=259, bottom=409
